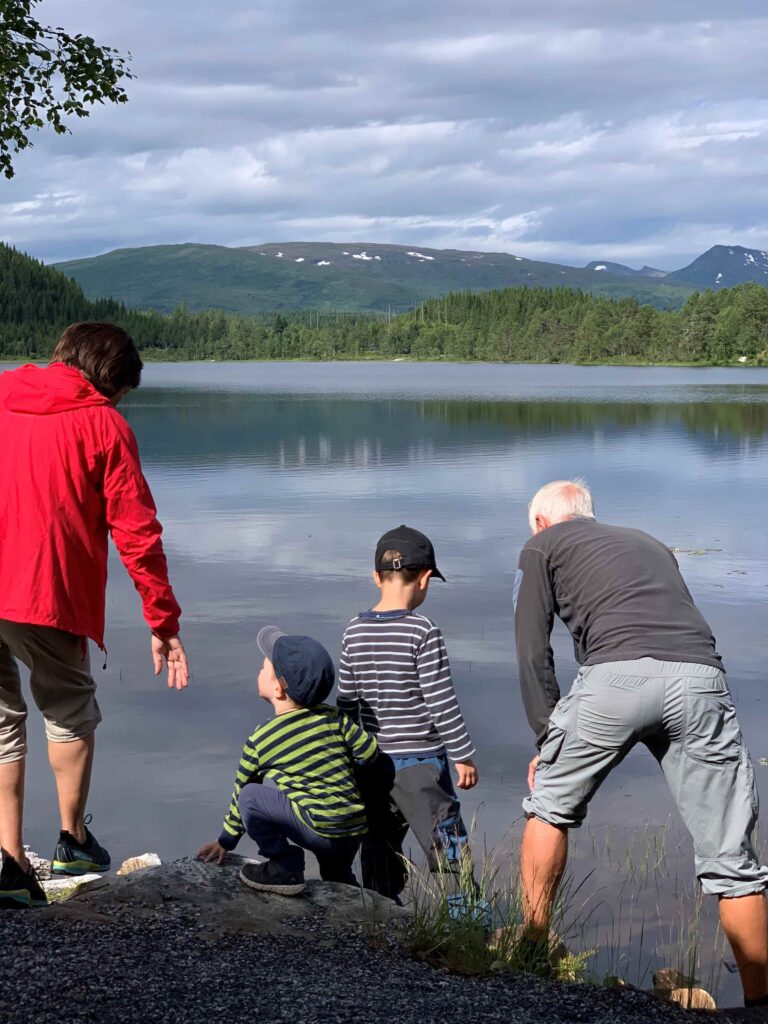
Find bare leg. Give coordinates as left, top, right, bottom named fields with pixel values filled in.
left=0, top=757, right=28, bottom=868
left=48, top=735, right=94, bottom=844
left=520, top=816, right=568, bottom=935
left=719, top=893, right=768, bottom=1001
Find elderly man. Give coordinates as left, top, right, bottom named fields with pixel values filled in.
left=514, top=479, right=768, bottom=1006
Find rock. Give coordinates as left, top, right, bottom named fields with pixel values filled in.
left=24, top=845, right=52, bottom=880
left=667, top=987, right=717, bottom=1010
left=46, top=854, right=410, bottom=939
left=653, top=967, right=690, bottom=991
left=488, top=960, right=511, bottom=974
left=24, top=848, right=104, bottom=902
left=117, top=853, right=162, bottom=876
left=651, top=970, right=716, bottom=1010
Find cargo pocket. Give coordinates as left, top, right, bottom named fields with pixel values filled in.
left=539, top=693, right=577, bottom=767
left=684, top=687, right=742, bottom=765
left=743, top=748, right=760, bottom=822
left=539, top=725, right=566, bottom=767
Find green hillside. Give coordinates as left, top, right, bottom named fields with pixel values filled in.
left=3, top=242, right=766, bottom=365
left=0, top=244, right=126, bottom=355
left=54, top=241, right=694, bottom=315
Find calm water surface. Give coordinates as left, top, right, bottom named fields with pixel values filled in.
left=13, top=361, right=768, bottom=997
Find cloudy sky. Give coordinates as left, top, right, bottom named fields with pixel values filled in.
left=2, top=0, right=767, bottom=268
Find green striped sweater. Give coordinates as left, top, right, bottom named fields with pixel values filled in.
left=219, top=704, right=378, bottom=847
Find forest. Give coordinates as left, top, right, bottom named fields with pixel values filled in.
left=1, top=243, right=767, bottom=365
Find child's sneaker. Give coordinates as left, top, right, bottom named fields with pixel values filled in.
left=0, top=850, right=48, bottom=908
left=239, top=860, right=305, bottom=896
left=51, top=818, right=110, bottom=875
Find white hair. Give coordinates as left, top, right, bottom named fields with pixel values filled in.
left=528, top=479, right=595, bottom=532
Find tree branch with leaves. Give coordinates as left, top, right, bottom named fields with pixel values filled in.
left=0, top=0, right=133, bottom=178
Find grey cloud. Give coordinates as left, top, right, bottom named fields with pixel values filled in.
left=2, top=0, right=767, bottom=268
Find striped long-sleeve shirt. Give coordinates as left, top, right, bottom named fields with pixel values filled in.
left=218, top=704, right=378, bottom=849
left=337, top=609, right=475, bottom=762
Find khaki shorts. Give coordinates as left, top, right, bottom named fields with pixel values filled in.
left=524, top=658, right=768, bottom=897
left=0, top=619, right=102, bottom=763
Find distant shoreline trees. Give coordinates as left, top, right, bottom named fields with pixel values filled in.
left=1, top=243, right=766, bottom=365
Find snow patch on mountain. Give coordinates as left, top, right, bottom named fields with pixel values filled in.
left=668, top=244, right=768, bottom=289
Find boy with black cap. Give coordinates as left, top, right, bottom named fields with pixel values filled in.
left=337, top=525, right=478, bottom=902
left=197, top=628, right=378, bottom=895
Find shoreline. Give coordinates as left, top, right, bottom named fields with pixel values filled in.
left=2, top=853, right=745, bottom=1024
left=2, top=356, right=768, bottom=369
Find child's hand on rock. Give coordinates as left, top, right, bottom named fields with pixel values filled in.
left=196, top=841, right=227, bottom=865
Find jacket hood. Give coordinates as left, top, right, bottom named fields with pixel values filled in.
left=0, top=363, right=111, bottom=415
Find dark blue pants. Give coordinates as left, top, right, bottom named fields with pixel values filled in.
left=355, top=752, right=470, bottom=900
left=238, top=783, right=360, bottom=884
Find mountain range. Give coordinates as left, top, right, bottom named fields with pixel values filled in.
left=53, top=242, right=768, bottom=317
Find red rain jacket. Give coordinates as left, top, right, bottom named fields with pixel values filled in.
left=0, top=363, right=181, bottom=646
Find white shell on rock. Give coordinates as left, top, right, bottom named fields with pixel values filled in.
left=117, top=853, right=162, bottom=876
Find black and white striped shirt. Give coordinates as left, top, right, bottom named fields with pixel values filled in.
left=337, top=609, right=475, bottom=762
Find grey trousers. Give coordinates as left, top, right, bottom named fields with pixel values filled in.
left=524, top=658, right=768, bottom=897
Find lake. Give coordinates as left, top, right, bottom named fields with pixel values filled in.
left=12, top=360, right=768, bottom=997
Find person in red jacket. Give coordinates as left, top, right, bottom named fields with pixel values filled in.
left=0, top=322, right=188, bottom=908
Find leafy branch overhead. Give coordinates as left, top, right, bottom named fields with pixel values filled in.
left=0, top=0, right=133, bottom=178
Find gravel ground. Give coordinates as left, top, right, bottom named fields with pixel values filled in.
left=1, top=907, right=756, bottom=1024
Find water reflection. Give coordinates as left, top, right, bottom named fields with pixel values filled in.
left=125, top=390, right=768, bottom=469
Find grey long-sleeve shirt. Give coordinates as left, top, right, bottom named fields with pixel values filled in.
left=514, top=517, right=723, bottom=748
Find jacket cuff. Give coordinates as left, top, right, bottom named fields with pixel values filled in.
left=151, top=621, right=180, bottom=641
left=218, top=831, right=240, bottom=852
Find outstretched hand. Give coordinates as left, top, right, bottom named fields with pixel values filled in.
left=151, top=634, right=189, bottom=690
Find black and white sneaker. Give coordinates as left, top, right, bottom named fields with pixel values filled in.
left=239, top=860, right=305, bottom=896
left=0, top=850, right=47, bottom=909
left=51, top=815, right=110, bottom=875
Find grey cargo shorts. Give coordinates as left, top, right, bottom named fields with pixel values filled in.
left=524, top=658, right=768, bottom=897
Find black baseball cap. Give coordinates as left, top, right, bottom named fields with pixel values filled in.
left=374, top=524, right=445, bottom=581
left=256, top=627, right=335, bottom=707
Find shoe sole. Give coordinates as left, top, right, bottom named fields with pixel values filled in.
left=238, top=868, right=305, bottom=896
left=0, top=889, right=32, bottom=908
left=51, top=860, right=110, bottom=876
